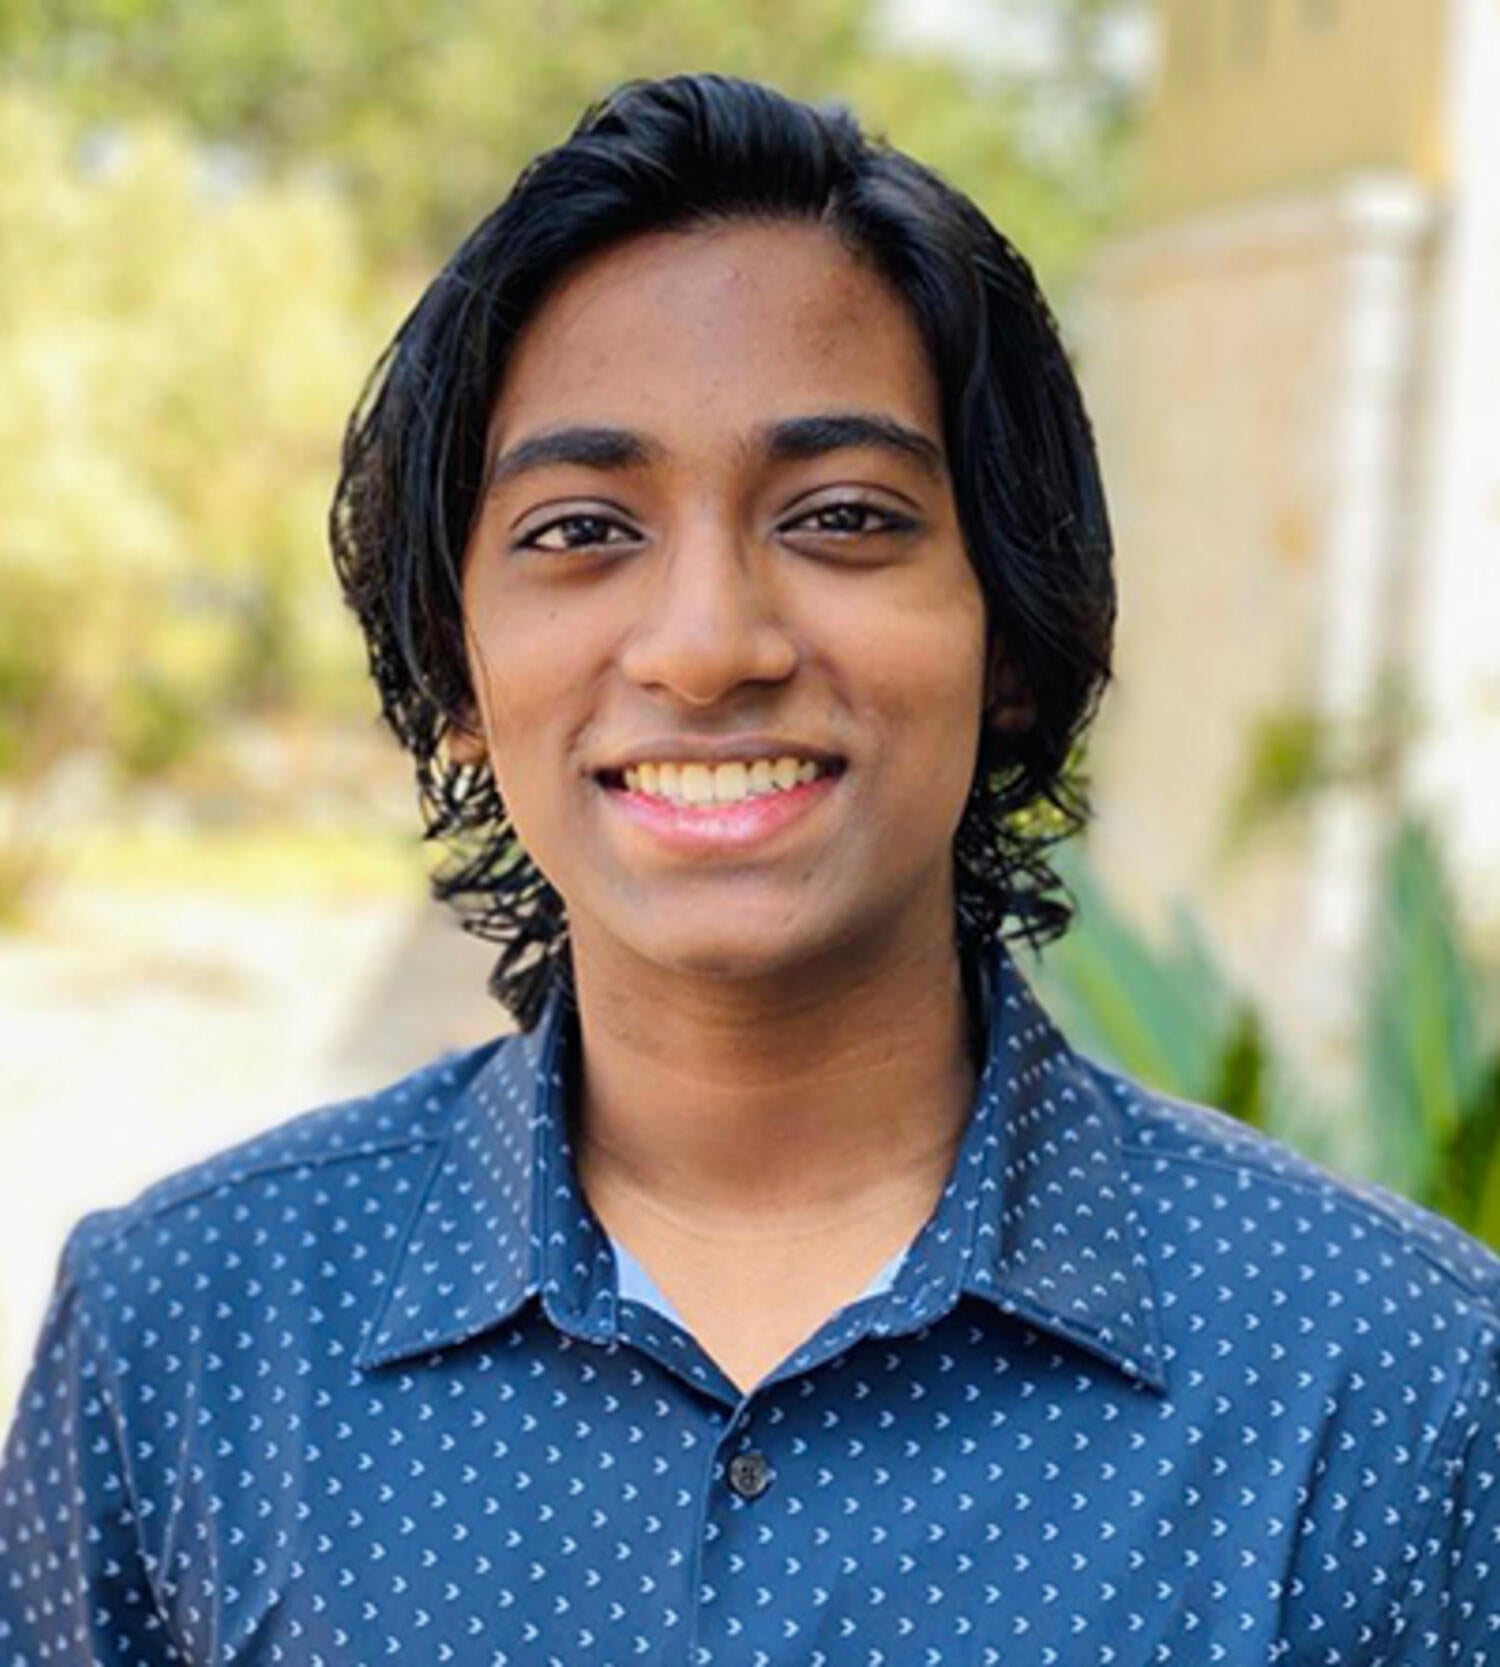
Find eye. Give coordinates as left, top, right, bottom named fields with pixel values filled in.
left=514, top=512, right=638, bottom=554
left=785, top=501, right=916, bottom=539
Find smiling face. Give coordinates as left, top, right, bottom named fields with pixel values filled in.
left=454, top=219, right=989, bottom=989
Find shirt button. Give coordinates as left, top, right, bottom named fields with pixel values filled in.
left=726, top=1451, right=773, bottom=1500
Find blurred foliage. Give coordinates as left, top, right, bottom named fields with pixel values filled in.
left=0, top=84, right=377, bottom=911
left=1036, top=817, right=1500, bottom=1250
left=1363, top=820, right=1500, bottom=1242
left=1, top=0, right=1148, bottom=286
left=1220, top=681, right=1416, bottom=861
left=1035, top=844, right=1278, bottom=1132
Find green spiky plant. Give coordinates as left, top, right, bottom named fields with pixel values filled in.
left=1027, top=848, right=1273, bottom=1131
left=1030, top=819, right=1500, bottom=1250
left=1360, top=820, right=1500, bottom=1243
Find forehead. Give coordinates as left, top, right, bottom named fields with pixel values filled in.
left=487, top=219, right=942, bottom=455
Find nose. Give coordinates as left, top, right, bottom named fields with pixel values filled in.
left=616, top=524, right=798, bottom=706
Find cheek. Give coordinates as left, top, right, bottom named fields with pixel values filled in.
left=465, top=561, right=580, bottom=709
left=911, top=648, right=988, bottom=801
left=850, top=599, right=988, bottom=797
left=879, top=565, right=987, bottom=710
left=460, top=597, right=574, bottom=796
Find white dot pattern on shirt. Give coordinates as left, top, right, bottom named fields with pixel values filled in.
left=1, top=942, right=1497, bottom=1665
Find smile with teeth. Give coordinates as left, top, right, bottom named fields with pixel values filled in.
left=613, top=756, right=839, bottom=806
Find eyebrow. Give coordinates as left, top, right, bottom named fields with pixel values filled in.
left=486, top=426, right=662, bottom=489
left=758, top=412, right=944, bottom=479
left=485, top=410, right=945, bottom=490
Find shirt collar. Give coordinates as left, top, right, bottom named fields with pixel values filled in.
left=354, top=938, right=1167, bottom=1394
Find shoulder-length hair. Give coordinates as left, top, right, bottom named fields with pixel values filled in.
left=330, top=71, right=1115, bottom=1031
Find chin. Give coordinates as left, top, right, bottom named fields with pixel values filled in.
left=639, top=930, right=820, bottom=985
left=617, top=895, right=904, bottom=990
left=584, top=893, right=823, bottom=981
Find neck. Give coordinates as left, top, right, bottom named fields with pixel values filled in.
left=568, top=918, right=981, bottom=1243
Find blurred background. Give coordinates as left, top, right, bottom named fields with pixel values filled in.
left=2, top=0, right=1498, bottom=1422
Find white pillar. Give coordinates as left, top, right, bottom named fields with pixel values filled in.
left=1404, top=0, right=1500, bottom=942
left=1300, top=177, right=1434, bottom=1100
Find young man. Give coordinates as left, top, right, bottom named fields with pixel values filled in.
left=3, top=73, right=1498, bottom=1665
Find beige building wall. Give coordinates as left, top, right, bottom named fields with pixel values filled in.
left=1078, top=183, right=1435, bottom=1090
left=1140, top=0, right=1447, bottom=223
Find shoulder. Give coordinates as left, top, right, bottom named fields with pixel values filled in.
left=1075, top=1058, right=1500, bottom=1645
left=1085, top=1054, right=1500, bottom=1316
left=55, top=1032, right=519, bottom=1300
left=1075, top=1053, right=1500, bottom=1433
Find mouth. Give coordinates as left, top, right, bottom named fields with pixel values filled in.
left=594, top=753, right=846, bottom=808
left=593, top=751, right=848, bottom=854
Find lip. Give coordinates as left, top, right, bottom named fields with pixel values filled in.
left=597, top=768, right=842, bottom=854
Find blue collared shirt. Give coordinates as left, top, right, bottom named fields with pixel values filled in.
left=4, top=942, right=1499, bottom=1665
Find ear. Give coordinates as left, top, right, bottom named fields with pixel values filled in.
left=443, top=707, right=490, bottom=769
left=983, top=646, right=1037, bottom=734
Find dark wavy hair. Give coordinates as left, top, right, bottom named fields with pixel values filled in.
left=330, top=72, right=1115, bottom=1031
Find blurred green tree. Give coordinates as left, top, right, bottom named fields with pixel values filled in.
left=1, top=0, right=1150, bottom=289
left=0, top=86, right=374, bottom=907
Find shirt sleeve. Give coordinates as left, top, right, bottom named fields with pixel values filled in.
left=0, top=1221, right=183, bottom=1665
left=1382, top=1315, right=1500, bottom=1663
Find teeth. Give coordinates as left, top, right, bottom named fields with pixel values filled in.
left=618, top=754, right=833, bottom=805
left=679, top=763, right=714, bottom=804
